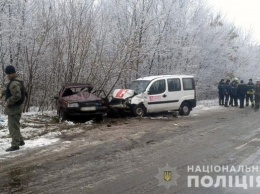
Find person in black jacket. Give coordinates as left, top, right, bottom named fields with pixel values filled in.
left=237, top=80, right=247, bottom=108
left=224, top=79, right=231, bottom=107
left=229, top=80, right=238, bottom=107
left=218, top=79, right=225, bottom=105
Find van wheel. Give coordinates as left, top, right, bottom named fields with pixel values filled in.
left=132, top=105, right=146, bottom=117
left=179, top=102, right=191, bottom=116
left=59, top=109, right=68, bottom=121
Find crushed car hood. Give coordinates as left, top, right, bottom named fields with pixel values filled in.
left=112, top=89, right=135, bottom=99
left=62, top=92, right=101, bottom=102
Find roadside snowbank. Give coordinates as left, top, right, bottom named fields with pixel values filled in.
left=193, top=99, right=222, bottom=111
left=0, top=100, right=220, bottom=158
left=0, top=112, right=60, bottom=159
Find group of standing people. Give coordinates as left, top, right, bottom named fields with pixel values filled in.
left=218, top=78, right=260, bottom=110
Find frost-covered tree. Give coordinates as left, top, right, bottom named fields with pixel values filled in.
left=0, top=0, right=259, bottom=110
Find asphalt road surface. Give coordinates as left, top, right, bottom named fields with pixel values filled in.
left=1, top=106, right=260, bottom=194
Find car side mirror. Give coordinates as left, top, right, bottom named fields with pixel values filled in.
left=54, top=96, right=59, bottom=100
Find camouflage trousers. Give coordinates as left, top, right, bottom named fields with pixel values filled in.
left=8, top=114, right=23, bottom=147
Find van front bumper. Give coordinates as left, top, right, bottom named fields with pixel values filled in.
left=109, top=99, right=131, bottom=110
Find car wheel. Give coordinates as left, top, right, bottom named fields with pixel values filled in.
left=59, top=109, right=68, bottom=121
left=132, top=105, right=146, bottom=117
left=107, top=109, right=119, bottom=118
left=94, top=115, right=103, bottom=123
left=179, top=102, right=191, bottom=116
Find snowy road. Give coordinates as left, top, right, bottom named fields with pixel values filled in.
left=0, top=101, right=260, bottom=194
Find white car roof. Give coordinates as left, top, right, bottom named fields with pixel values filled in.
left=136, top=75, right=194, bottom=81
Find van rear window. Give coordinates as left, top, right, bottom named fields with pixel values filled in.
left=183, top=78, right=194, bottom=90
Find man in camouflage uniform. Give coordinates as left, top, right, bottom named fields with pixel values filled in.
left=254, top=80, right=260, bottom=111
left=246, top=78, right=255, bottom=107
left=2, top=65, right=26, bottom=152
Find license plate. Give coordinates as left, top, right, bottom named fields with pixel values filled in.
left=81, top=107, right=96, bottom=111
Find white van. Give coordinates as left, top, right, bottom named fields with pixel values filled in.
left=110, top=75, right=196, bottom=116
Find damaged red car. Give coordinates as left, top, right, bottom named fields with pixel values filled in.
left=54, top=83, right=108, bottom=121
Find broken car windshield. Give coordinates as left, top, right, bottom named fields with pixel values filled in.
left=129, top=80, right=150, bottom=94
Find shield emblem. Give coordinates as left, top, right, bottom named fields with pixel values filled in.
left=164, top=171, right=172, bottom=182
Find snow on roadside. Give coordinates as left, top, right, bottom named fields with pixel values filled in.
left=0, top=138, right=59, bottom=159
left=0, top=111, right=61, bottom=159
left=191, top=99, right=223, bottom=116
left=0, top=100, right=221, bottom=158
left=195, top=99, right=220, bottom=109
left=144, top=99, right=222, bottom=119
left=0, top=109, right=95, bottom=159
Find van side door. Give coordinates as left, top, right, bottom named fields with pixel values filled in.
left=166, top=78, right=182, bottom=110
left=146, top=79, right=169, bottom=112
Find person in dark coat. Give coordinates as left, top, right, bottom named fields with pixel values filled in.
left=224, top=79, right=231, bottom=107
left=237, top=80, right=247, bottom=108
left=229, top=80, right=238, bottom=107
left=246, top=78, right=255, bottom=107
left=254, top=80, right=260, bottom=110
left=218, top=79, right=225, bottom=105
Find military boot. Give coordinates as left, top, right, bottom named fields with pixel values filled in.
left=20, top=140, right=25, bottom=146
left=6, top=146, right=19, bottom=152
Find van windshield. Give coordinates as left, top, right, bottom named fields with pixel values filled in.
left=129, top=80, right=150, bottom=94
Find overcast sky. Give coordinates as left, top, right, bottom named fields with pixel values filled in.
left=206, top=0, right=260, bottom=43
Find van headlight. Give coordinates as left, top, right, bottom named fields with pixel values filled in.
left=68, top=103, right=79, bottom=108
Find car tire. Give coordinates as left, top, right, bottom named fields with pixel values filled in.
left=132, top=105, right=146, bottom=117
left=179, top=102, right=191, bottom=116
left=107, top=109, right=119, bottom=118
left=94, top=115, right=103, bottom=123
left=59, top=109, right=68, bottom=121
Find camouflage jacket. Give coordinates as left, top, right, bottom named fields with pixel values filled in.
left=4, top=76, right=24, bottom=115
left=247, top=82, right=255, bottom=94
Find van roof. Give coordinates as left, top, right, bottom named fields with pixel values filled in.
left=136, top=75, right=194, bottom=81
